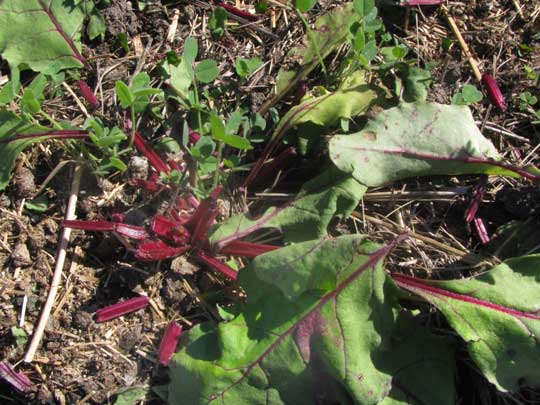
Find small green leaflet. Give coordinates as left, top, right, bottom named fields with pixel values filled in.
left=115, top=81, right=134, bottom=108
left=183, top=37, right=198, bottom=64
left=296, top=0, right=317, bottom=13
left=195, top=60, right=219, bottom=84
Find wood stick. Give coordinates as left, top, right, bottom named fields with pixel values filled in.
left=441, top=6, right=482, bottom=82
left=24, top=164, right=82, bottom=363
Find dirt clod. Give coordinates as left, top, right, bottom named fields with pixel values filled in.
left=11, top=241, right=32, bottom=267
left=14, top=167, right=36, bottom=198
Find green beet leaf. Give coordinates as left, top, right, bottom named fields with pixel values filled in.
left=393, top=254, right=540, bottom=392
left=170, top=236, right=397, bottom=404
left=329, top=102, right=533, bottom=187
left=271, top=4, right=361, bottom=107
left=377, top=311, right=456, bottom=405
left=169, top=235, right=456, bottom=404
left=278, top=71, right=390, bottom=155
left=209, top=169, right=367, bottom=248
left=0, top=111, right=49, bottom=191
left=0, top=0, right=88, bottom=77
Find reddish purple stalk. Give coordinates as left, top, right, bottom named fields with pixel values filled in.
left=191, top=207, right=219, bottom=246
left=0, top=130, right=89, bottom=144
left=0, top=362, right=32, bottom=393
left=131, top=179, right=163, bottom=193
left=219, top=240, right=280, bottom=258
left=135, top=240, right=189, bottom=261
left=482, top=73, right=507, bottom=112
left=251, top=147, right=298, bottom=188
left=185, top=186, right=224, bottom=231
left=196, top=250, right=238, bottom=281
left=64, top=220, right=149, bottom=240
left=158, top=321, right=183, bottom=366
left=151, top=215, right=191, bottom=245
left=218, top=2, right=258, bottom=21
left=401, top=0, right=444, bottom=5
left=77, top=80, right=99, bottom=107
left=465, top=176, right=487, bottom=223
left=133, top=132, right=170, bottom=174
left=95, top=295, right=149, bottom=323
left=243, top=97, right=327, bottom=189
left=392, top=273, right=540, bottom=320
left=473, top=217, right=490, bottom=244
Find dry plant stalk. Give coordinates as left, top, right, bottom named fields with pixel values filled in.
left=441, top=5, right=482, bottom=82
left=24, top=164, right=82, bottom=362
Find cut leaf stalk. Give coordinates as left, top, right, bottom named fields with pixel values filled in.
left=77, top=80, right=99, bottom=107
left=95, top=295, right=149, bottom=323
left=185, top=185, right=224, bottom=231
left=133, top=132, right=170, bottom=174
left=158, top=321, right=183, bottom=366
left=0, top=362, right=32, bottom=393
left=219, top=240, right=280, bottom=258
left=482, top=73, right=507, bottom=111
left=134, top=240, right=189, bottom=261
left=196, top=250, right=238, bottom=281
left=64, top=220, right=149, bottom=240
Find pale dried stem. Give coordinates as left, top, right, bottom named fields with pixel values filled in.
left=352, top=212, right=495, bottom=267
left=441, top=6, right=482, bottom=82
left=24, top=164, right=82, bottom=363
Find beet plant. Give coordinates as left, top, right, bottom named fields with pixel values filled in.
left=0, top=1, right=539, bottom=403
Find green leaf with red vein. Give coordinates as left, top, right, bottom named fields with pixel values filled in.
left=210, top=169, right=367, bottom=249
left=329, top=102, right=538, bottom=186
left=0, top=111, right=48, bottom=190
left=169, top=235, right=455, bottom=404
left=392, top=254, right=540, bottom=392
left=0, top=0, right=89, bottom=78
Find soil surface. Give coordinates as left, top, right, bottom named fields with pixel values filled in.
left=1, top=0, right=539, bottom=404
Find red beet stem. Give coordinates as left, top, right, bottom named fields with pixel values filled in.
left=196, top=250, right=238, bottom=281
left=0, top=130, right=89, bottom=144
left=219, top=240, right=280, bottom=258
left=185, top=186, right=224, bottom=231
left=473, top=217, right=490, bottom=244
left=158, top=321, right=183, bottom=366
left=95, top=295, right=149, bottom=323
left=134, top=240, right=189, bottom=261
left=133, top=132, right=170, bottom=174
left=0, top=362, right=32, bottom=393
left=77, top=80, right=99, bottom=107
left=151, top=215, right=191, bottom=246
left=218, top=2, right=258, bottom=21
left=251, top=146, right=297, bottom=188
left=464, top=176, right=487, bottom=223
left=482, top=73, right=507, bottom=111
left=131, top=178, right=163, bottom=193
left=191, top=207, right=219, bottom=246
left=64, top=220, right=149, bottom=240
